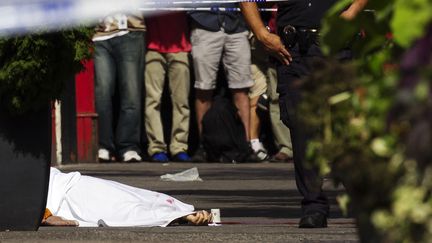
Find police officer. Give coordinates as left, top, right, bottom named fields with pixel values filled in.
left=241, top=0, right=367, bottom=228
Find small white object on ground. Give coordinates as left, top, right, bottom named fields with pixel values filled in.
left=208, top=208, right=222, bottom=226
left=160, top=167, right=203, bottom=182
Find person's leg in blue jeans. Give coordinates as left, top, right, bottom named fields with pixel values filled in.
left=111, top=32, right=145, bottom=159
left=94, top=40, right=117, bottom=158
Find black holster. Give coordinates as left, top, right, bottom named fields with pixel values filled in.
left=280, top=25, right=319, bottom=53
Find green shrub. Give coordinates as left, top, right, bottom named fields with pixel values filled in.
left=303, top=1, right=432, bottom=242
left=0, top=28, right=93, bottom=114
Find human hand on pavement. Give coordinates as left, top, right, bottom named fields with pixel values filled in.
left=184, top=210, right=212, bottom=226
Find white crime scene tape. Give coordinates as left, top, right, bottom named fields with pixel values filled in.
left=139, top=7, right=277, bottom=11
left=0, top=0, right=282, bottom=36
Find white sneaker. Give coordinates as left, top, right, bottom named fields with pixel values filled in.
left=123, top=150, right=142, bottom=162
left=98, top=148, right=110, bottom=161
left=250, top=139, right=268, bottom=161
left=255, top=149, right=269, bottom=161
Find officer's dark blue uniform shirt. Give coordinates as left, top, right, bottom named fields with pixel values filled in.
left=189, top=4, right=247, bottom=34
left=277, top=0, right=338, bottom=29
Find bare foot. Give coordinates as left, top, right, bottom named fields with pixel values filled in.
left=183, top=210, right=212, bottom=226
left=42, top=216, right=79, bottom=227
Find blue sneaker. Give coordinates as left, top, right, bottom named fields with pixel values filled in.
left=152, top=152, right=169, bottom=162
left=172, top=152, right=191, bottom=162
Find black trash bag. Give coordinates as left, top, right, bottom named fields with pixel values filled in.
left=201, top=96, right=252, bottom=163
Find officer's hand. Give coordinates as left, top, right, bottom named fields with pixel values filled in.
left=259, top=32, right=292, bottom=65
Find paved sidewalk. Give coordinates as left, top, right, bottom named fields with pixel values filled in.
left=0, top=162, right=359, bottom=242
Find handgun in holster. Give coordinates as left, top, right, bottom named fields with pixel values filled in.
left=281, top=25, right=319, bottom=53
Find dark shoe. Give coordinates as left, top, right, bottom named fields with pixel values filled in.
left=152, top=152, right=169, bottom=162
left=191, top=147, right=207, bottom=162
left=254, top=149, right=269, bottom=161
left=299, top=212, right=328, bottom=228
left=246, top=151, right=268, bottom=162
left=270, top=152, right=292, bottom=163
left=172, top=152, right=192, bottom=162
left=243, top=151, right=266, bottom=163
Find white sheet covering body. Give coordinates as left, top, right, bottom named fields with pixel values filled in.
left=46, top=168, right=195, bottom=227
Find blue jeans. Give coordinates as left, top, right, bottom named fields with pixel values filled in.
left=94, top=31, right=145, bottom=155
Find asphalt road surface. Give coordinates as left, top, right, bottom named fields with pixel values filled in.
left=0, top=162, right=359, bottom=242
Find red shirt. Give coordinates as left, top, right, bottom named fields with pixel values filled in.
left=146, top=12, right=191, bottom=53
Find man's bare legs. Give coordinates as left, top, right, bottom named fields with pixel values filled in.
left=192, top=89, right=213, bottom=162
left=196, top=88, right=250, bottom=140
left=232, top=88, right=250, bottom=141
left=249, top=95, right=268, bottom=160
left=195, top=89, right=214, bottom=136
left=249, top=95, right=260, bottom=141
left=193, top=88, right=251, bottom=161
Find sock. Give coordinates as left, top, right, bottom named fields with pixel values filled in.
left=250, top=139, right=264, bottom=152
left=250, top=139, right=269, bottom=160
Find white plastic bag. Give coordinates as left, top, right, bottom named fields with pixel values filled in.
left=160, top=167, right=203, bottom=182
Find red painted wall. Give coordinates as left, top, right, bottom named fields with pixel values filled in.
left=75, top=60, right=98, bottom=163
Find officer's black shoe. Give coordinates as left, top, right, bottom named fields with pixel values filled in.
left=299, top=212, right=328, bottom=228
